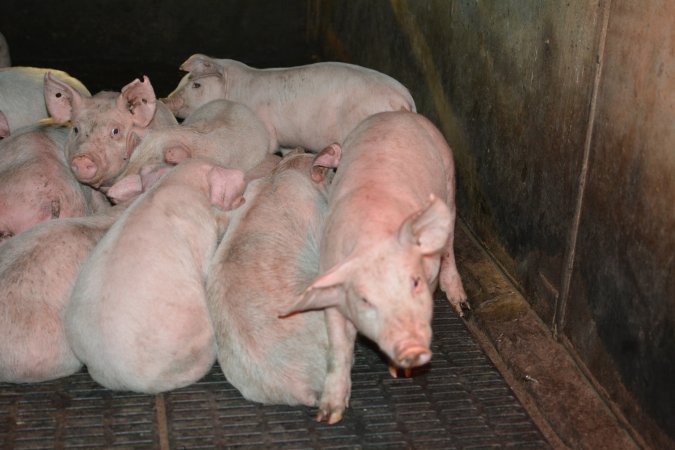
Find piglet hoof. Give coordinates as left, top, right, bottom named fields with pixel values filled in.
left=315, top=406, right=344, bottom=425
left=449, top=296, right=471, bottom=319
left=388, top=365, right=413, bottom=378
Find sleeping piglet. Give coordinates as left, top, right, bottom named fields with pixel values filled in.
left=283, top=111, right=469, bottom=424
left=0, top=206, right=123, bottom=383
left=66, top=158, right=246, bottom=393
left=0, top=124, right=110, bottom=243
left=105, top=99, right=273, bottom=204
left=206, top=148, right=337, bottom=407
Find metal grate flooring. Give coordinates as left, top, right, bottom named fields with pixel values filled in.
left=0, top=295, right=549, bottom=449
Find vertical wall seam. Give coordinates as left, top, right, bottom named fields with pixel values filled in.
left=555, top=0, right=612, bottom=337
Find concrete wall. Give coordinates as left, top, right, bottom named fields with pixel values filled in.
left=309, top=1, right=673, bottom=448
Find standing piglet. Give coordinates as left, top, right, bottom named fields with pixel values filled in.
left=162, top=55, right=416, bottom=152
left=0, top=124, right=110, bottom=243
left=206, top=148, right=337, bottom=406
left=66, top=159, right=246, bottom=393
left=44, top=74, right=177, bottom=189
left=0, top=206, right=123, bottom=383
left=0, top=67, right=90, bottom=138
left=284, top=111, right=469, bottom=424
left=105, top=99, right=273, bottom=204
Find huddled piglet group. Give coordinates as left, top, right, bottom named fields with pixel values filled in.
left=0, top=49, right=468, bottom=424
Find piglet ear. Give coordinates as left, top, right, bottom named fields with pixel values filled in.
left=281, top=259, right=354, bottom=316
left=105, top=174, right=143, bottom=205
left=44, top=73, right=83, bottom=123
left=398, top=194, right=452, bottom=255
left=207, top=166, right=246, bottom=210
left=164, top=144, right=192, bottom=165
left=311, top=143, right=342, bottom=183
left=140, top=163, right=172, bottom=189
left=126, top=131, right=142, bottom=159
left=180, top=54, right=223, bottom=78
left=0, top=111, right=9, bottom=138
left=118, top=76, right=157, bottom=128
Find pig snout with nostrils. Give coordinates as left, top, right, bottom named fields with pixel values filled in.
left=162, top=55, right=416, bottom=151
left=66, top=158, right=246, bottom=394
left=283, top=112, right=469, bottom=424
left=0, top=124, right=110, bottom=243
left=44, top=74, right=177, bottom=189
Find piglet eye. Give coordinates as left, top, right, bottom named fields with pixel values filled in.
left=412, top=276, right=422, bottom=289
left=111, top=127, right=120, bottom=137
left=192, top=82, right=201, bottom=89
left=361, top=297, right=371, bottom=307
left=72, top=126, right=79, bottom=134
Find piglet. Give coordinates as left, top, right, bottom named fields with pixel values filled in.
left=105, top=99, right=273, bottom=204
left=206, top=148, right=337, bottom=406
left=0, top=206, right=123, bottom=383
left=66, top=159, right=246, bottom=393
left=0, top=67, right=90, bottom=138
left=162, top=55, right=416, bottom=151
left=44, top=74, right=177, bottom=189
left=283, top=111, right=469, bottom=424
left=0, top=124, right=110, bottom=243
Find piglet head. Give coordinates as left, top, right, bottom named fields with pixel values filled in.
left=287, top=195, right=452, bottom=370
left=161, top=54, right=226, bottom=119
left=46, top=76, right=158, bottom=188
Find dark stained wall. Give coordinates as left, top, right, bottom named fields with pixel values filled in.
left=565, top=1, right=675, bottom=445
left=310, top=0, right=673, bottom=448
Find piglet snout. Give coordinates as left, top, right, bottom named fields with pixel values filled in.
left=70, top=155, right=98, bottom=182
left=160, top=96, right=183, bottom=114
left=395, top=344, right=432, bottom=368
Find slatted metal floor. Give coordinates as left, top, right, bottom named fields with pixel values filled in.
left=0, top=293, right=548, bottom=449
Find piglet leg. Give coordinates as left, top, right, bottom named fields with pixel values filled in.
left=317, top=307, right=357, bottom=424
left=439, top=229, right=469, bottom=316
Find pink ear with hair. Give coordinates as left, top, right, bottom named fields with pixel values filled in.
left=280, top=259, right=354, bottom=317
left=125, top=131, right=142, bottom=159
left=44, top=73, right=83, bottom=123
left=311, top=143, right=342, bottom=182
left=398, top=194, right=452, bottom=255
left=207, top=166, right=246, bottom=210
left=180, top=54, right=223, bottom=78
left=118, top=76, right=157, bottom=128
